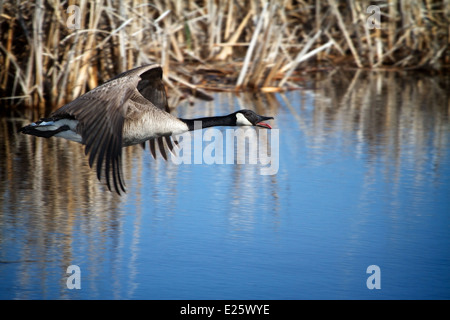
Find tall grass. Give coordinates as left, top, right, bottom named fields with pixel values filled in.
left=0, top=0, right=448, bottom=108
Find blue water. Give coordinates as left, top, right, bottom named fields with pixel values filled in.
left=1, top=73, right=449, bottom=299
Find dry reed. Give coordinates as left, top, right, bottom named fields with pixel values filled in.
left=0, top=0, right=448, bottom=108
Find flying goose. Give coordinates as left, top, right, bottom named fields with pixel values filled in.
left=20, top=64, right=274, bottom=195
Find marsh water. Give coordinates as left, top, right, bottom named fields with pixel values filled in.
left=1, top=70, right=449, bottom=299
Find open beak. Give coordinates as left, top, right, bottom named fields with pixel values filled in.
left=256, top=116, right=274, bottom=129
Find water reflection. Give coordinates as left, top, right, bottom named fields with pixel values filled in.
left=312, top=71, right=450, bottom=195
left=284, top=70, right=449, bottom=176
left=0, top=70, right=449, bottom=299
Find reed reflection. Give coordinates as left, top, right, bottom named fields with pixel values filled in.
left=1, top=113, right=134, bottom=298
left=281, top=70, right=449, bottom=184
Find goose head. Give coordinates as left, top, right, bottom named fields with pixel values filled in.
left=234, top=109, right=274, bottom=129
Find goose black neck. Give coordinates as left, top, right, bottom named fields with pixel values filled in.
left=180, top=115, right=236, bottom=131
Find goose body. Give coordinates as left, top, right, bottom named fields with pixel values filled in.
left=20, top=64, right=274, bottom=194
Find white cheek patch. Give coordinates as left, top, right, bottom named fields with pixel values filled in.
left=236, top=112, right=253, bottom=126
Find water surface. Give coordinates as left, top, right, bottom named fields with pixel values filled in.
left=1, top=70, right=449, bottom=299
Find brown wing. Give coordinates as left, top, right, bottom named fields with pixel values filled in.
left=137, top=66, right=170, bottom=113
left=135, top=66, right=178, bottom=159
left=51, top=64, right=164, bottom=194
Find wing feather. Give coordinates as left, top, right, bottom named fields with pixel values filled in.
left=137, top=67, right=170, bottom=112
left=149, top=139, right=157, bottom=159
left=50, top=70, right=145, bottom=194
left=49, top=64, right=171, bottom=194
left=135, top=66, right=176, bottom=160
left=157, top=137, right=168, bottom=161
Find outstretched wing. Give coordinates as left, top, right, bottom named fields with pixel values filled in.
left=137, top=66, right=170, bottom=113
left=135, top=66, right=178, bottom=159
left=51, top=64, right=163, bottom=194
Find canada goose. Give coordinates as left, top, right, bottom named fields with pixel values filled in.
left=20, top=64, right=274, bottom=195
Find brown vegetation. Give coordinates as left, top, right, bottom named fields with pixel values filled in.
left=0, top=0, right=448, bottom=108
